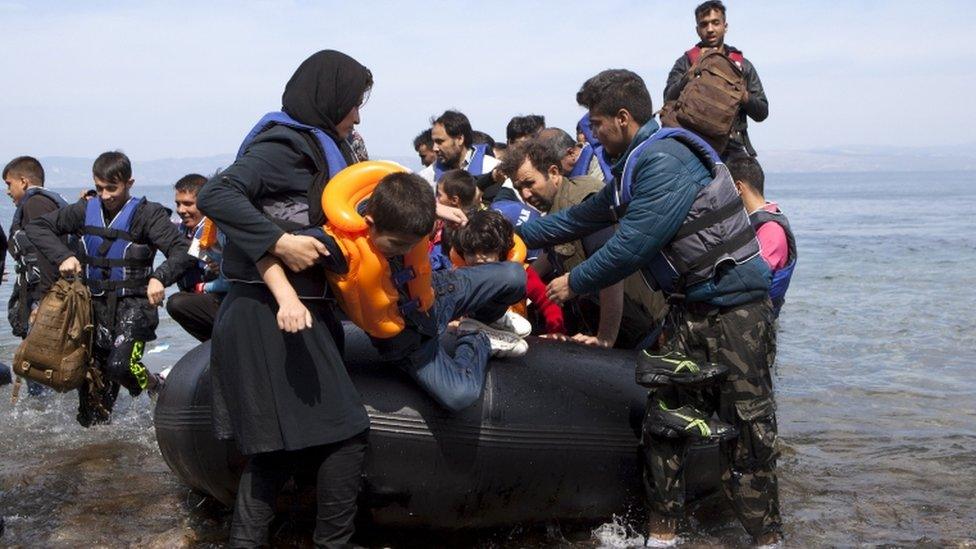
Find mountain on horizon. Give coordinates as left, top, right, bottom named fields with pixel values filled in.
left=37, top=144, right=975, bottom=188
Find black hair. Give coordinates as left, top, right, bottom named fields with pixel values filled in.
left=451, top=209, right=514, bottom=261
left=499, top=138, right=563, bottom=179
left=366, top=172, right=436, bottom=237
left=174, top=173, right=207, bottom=194
left=438, top=169, right=478, bottom=209
left=539, top=127, right=577, bottom=154
left=726, top=155, right=765, bottom=196
left=413, top=128, right=433, bottom=151
left=576, top=69, right=654, bottom=125
left=92, top=151, right=132, bottom=184
left=506, top=115, right=546, bottom=144
left=695, top=1, right=726, bottom=21
left=3, top=156, right=45, bottom=186
left=431, top=110, right=473, bottom=149
left=471, top=130, right=496, bottom=152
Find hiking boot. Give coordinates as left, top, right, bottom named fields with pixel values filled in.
left=636, top=351, right=728, bottom=388
left=489, top=310, right=532, bottom=338
left=644, top=400, right=737, bottom=441
left=458, top=318, right=528, bottom=358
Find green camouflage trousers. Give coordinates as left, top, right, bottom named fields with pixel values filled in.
left=640, top=298, right=782, bottom=539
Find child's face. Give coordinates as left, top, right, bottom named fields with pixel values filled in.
left=436, top=183, right=459, bottom=208
left=368, top=225, right=424, bottom=257
left=462, top=250, right=504, bottom=266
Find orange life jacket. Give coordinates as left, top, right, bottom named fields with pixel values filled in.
left=448, top=235, right=528, bottom=267
left=449, top=236, right=530, bottom=318
left=322, top=161, right=435, bottom=339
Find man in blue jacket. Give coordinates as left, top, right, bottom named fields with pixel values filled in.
left=517, top=69, right=781, bottom=546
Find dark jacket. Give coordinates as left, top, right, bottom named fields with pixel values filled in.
left=664, top=44, right=768, bottom=156
left=11, top=192, right=63, bottom=300
left=517, top=119, right=769, bottom=308
left=26, top=198, right=193, bottom=292
left=198, top=125, right=343, bottom=297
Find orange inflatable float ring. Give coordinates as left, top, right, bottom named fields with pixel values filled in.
left=449, top=234, right=528, bottom=267
left=322, top=161, right=434, bottom=339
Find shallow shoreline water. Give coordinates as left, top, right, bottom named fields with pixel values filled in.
left=2, top=171, right=975, bottom=547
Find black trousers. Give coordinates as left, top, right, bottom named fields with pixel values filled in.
left=166, top=291, right=222, bottom=342
left=229, top=430, right=369, bottom=548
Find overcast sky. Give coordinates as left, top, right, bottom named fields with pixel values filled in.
left=1, top=0, right=971, bottom=161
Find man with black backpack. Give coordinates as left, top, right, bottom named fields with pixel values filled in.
left=664, top=1, right=768, bottom=158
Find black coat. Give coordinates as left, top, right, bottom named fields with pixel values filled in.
left=198, top=127, right=369, bottom=455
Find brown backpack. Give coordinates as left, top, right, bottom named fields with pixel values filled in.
left=13, top=277, right=94, bottom=392
left=660, top=48, right=746, bottom=154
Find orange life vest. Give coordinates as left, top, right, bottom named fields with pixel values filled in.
left=449, top=236, right=530, bottom=318
left=322, top=161, right=435, bottom=339
left=448, top=234, right=528, bottom=267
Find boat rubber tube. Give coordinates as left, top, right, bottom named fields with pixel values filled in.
left=154, top=323, right=719, bottom=528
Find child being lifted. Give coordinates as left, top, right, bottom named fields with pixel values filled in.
left=259, top=171, right=527, bottom=412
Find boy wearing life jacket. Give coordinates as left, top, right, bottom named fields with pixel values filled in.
left=727, top=155, right=796, bottom=318
left=451, top=209, right=564, bottom=337
left=26, top=151, right=194, bottom=426
left=430, top=169, right=481, bottom=269
left=166, top=173, right=229, bottom=341
left=259, top=171, right=527, bottom=412
left=3, top=156, right=72, bottom=396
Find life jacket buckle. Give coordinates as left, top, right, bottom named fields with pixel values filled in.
left=398, top=298, right=420, bottom=315
left=392, top=267, right=416, bottom=287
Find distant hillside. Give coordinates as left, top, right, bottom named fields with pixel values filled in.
left=38, top=144, right=975, bottom=189
left=42, top=155, right=236, bottom=189
left=759, top=144, right=976, bottom=173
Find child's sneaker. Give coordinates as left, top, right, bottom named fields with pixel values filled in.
left=458, top=318, right=528, bottom=358
left=489, top=310, right=532, bottom=338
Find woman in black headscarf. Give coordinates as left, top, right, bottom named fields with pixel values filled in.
left=197, top=50, right=372, bottom=548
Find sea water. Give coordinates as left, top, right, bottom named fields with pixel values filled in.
left=1, top=171, right=974, bottom=546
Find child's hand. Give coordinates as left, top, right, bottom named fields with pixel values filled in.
left=277, top=299, right=313, bottom=333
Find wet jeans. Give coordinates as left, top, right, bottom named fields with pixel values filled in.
left=401, top=261, right=526, bottom=412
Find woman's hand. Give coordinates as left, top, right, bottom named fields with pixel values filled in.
left=271, top=233, right=329, bottom=272
left=277, top=298, right=313, bottom=333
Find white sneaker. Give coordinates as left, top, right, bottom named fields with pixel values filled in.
left=159, top=366, right=173, bottom=380
left=458, top=318, right=528, bottom=358
left=489, top=310, right=532, bottom=338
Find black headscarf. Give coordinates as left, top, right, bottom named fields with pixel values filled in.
left=281, top=50, right=372, bottom=140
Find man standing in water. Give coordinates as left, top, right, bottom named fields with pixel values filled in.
left=27, top=151, right=193, bottom=426
left=665, top=0, right=768, bottom=158
left=3, top=156, right=71, bottom=396
left=517, top=69, right=781, bottom=546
